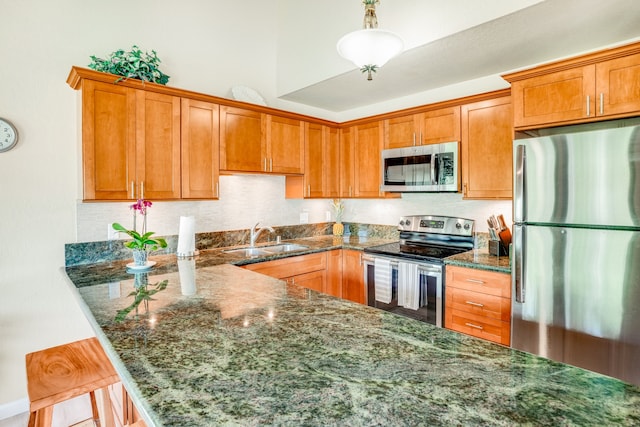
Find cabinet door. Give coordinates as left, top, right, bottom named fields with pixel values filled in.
left=325, top=249, right=343, bottom=298
left=220, top=106, right=265, bottom=172
left=181, top=99, right=219, bottom=199
left=267, top=115, right=304, bottom=174
left=461, top=96, right=513, bottom=199
left=420, top=106, right=460, bottom=145
left=136, top=91, right=181, bottom=200
left=323, top=126, right=341, bottom=198
left=596, top=52, right=640, bottom=117
left=289, top=270, right=326, bottom=292
left=511, top=66, right=596, bottom=128
left=353, top=121, right=383, bottom=198
left=342, top=250, right=365, bottom=304
left=82, top=80, right=136, bottom=200
left=384, top=114, right=420, bottom=149
left=304, top=123, right=324, bottom=197
left=339, top=127, right=355, bottom=198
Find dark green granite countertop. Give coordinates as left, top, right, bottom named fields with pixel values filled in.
left=64, top=237, right=640, bottom=426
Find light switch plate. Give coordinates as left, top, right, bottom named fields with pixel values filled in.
left=107, top=223, right=119, bottom=240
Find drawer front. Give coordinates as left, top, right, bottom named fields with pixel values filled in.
left=445, top=309, right=510, bottom=346
left=446, top=265, right=511, bottom=298
left=446, top=287, right=511, bottom=322
left=243, top=252, right=326, bottom=279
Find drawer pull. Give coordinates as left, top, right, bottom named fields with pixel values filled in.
left=465, top=322, right=484, bottom=330
left=466, top=278, right=485, bottom=284
left=465, top=301, right=484, bottom=308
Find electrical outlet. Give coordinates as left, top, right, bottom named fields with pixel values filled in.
left=299, top=212, right=309, bottom=224
left=107, top=223, right=119, bottom=240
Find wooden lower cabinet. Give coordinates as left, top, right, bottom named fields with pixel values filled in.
left=243, top=252, right=327, bottom=291
left=341, top=249, right=365, bottom=304
left=243, top=250, right=366, bottom=304
left=107, top=382, right=145, bottom=426
left=445, top=265, right=511, bottom=345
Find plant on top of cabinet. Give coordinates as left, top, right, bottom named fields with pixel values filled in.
left=89, top=45, right=170, bottom=85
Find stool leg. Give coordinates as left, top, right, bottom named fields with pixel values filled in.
left=90, top=390, right=100, bottom=423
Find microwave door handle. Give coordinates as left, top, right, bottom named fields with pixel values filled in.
left=432, top=154, right=439, bottom=186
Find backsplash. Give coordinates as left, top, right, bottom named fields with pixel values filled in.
left=65, top=222, right=400, bottom=266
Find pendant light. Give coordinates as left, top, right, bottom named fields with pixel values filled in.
left=336, top=0, right=404, bottom=80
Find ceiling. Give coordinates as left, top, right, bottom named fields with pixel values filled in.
left=280, top=0, right=640, bottom=112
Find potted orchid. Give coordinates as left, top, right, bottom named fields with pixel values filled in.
left=113, top=198, right=167, bottom=266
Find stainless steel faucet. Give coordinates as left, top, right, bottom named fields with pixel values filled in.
left=250, top=222, right=274, bottom=247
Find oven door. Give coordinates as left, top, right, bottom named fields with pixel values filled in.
left=363, top=255, right=443, bottom=327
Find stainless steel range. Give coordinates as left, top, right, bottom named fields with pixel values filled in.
left=363, top=215, right=475, bottom=326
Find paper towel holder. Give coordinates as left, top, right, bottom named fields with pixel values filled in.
left=176, top=249, right=199, bottom=259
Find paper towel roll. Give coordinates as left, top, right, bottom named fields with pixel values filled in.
left=177, top=216, right=195, bottom=256
left=178, top=259, right=196, bottom=296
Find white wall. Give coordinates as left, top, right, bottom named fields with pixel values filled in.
left=0, top=0, right=511, bottom=414
left=0, top=0, right=280, bottom=411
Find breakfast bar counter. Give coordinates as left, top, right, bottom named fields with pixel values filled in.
left=64, top=257, right=640, bottom=426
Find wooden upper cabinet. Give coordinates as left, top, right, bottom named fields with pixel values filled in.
left=324, top=126, right=340, bottom=198
left=461, top=96, right=513, bottom=200
left=81, top=80, right=180, bottom=201
left=181, top=99, right=220, bottom=199
left=302, top=123, right=339, bottom=198
left=266, top=115, right=304, bottom=174
left=505, top=42, right=640, bottom=129
left=220, top=106, right=265, bottom=172
left=82, top=79, right=135, bottom=200
left=384, top=114, right=421, bottom=149
left=136, top=91, right=181, bottom=200
left=509, top=66, right=595, bottom=129
left=353, top=121, right=383, bottom=198
left=420, top=106, right=461, bottom=145
left=596, top=52, right=640, bottom=117
left=339, top=126, right=355, bottom=198
left=384, top=106, right=460, bottom=149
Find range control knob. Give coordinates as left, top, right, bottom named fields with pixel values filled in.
left=463, top=223, right=471, bottom=230
left=455, top=223, right=462, bottom=229
left=404, top=220, right=411, bottom=227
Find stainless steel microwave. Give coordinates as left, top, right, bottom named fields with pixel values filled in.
left=381, top=141, right=459, bottom=192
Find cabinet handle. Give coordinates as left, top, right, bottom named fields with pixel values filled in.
left=465, top=300, right=484, bottom=307
left=413, top=133, right=416, bottom=146
left=130, top=181, right=135, bottom=199
left=465, top=322, right=484, bottom=330
left=463, top=183, right=467, bottom=197
left=600, top=93, right=604, bottom=115
left=466, top=278, right=485, bottom=284
left=586, top=95, right=590, bottom=116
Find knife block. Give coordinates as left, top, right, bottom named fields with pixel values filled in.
left=489, top=239, right=508, bottom=256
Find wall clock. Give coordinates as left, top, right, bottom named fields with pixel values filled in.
left=0, top=118, right=18, bottom=153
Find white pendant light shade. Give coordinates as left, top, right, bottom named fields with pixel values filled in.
left=337, top=28, right=404, bottom=68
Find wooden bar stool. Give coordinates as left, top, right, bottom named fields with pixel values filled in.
left=26, top=337, right=120, bottom=427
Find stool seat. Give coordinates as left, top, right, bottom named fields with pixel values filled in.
left=26, top=337, right=119, bottom=427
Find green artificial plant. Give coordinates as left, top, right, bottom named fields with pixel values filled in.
left=89, top=45, right=170, bottom=85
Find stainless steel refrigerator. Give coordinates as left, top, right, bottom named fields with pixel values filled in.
left=512, top=124, right=640, bottom=386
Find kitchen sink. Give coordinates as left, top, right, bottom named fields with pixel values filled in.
left=223, top=247, right=272, bottom=257
left=262, top=243, right=308, bottom=253
left=222, top=243, right=308, bottom=257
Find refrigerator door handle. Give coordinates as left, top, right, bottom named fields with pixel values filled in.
left=514, top=144, right=526, bottom=222
left=514, top=224, right=525, bottom=303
